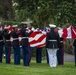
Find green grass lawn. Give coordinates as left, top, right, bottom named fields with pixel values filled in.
left=0, top=59, right=76, bottom=75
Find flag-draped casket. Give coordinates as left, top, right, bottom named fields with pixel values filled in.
left=2, top=25, right=76, bottom=48
left=29, top=26, right=76, bottom=48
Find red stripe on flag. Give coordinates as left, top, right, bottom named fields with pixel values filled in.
left=29, top=35, right=46, bottom=44
left=71, top=26, right=76, bottom=38
left=29, top=31, right=46, bottom=48
left=29, top=32, right=37, bottom=37
left=29, top=32, right=46, bottom=44
left=62, top=28, right=68, bottom=38
left=35, top=42, right=46, bottom=48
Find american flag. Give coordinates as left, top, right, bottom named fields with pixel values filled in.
left=29, top=31, right=46, bottom=48
left=1, top=25, right=76, bottom=48
left=29, top=26, right=76, bottom=48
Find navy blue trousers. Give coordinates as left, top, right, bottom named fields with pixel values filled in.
left=74, top=47, right=76, bottom=66
left=13, top=46, right=20, bottom=65
left=57, top=48, right=64, bottom=65
left=29, top=47, right=33, bottom=62
left=5, top=46, right=11, bottom=64
left=22, top=46, right=31, bottom=66
left=0, top=46, right=3, bottom=62
left=46, top=50, right=49, bottom=64
left=36, top=48, right=42, bottom=63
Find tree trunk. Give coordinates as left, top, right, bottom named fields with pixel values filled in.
left=5, top=0, right=13, bottom=20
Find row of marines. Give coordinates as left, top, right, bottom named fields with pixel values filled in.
left=0, top=22, right=34, bottom=66
left=0, top=22, right=65, bottom=67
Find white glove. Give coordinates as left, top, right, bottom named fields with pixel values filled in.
left=8, top=31, right=11, bottom=34
left=31, top=27, right=35, bottom=31
left=42, top=31, right=46, bottom=34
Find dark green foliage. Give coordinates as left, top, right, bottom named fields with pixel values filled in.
left=13, top=0, right=76, bottom=27
left=0, top=0, right=76, bottom=27
left=0, top=0, right=14, bottom=20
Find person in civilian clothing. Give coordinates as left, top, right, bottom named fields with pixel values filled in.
left=20, top=22, right=33, bottom=66
left=46, top=24, right=60, bottom=67
left=3, top=26, right=11, bottom=64
left=73, top=39, right=76, bottom=66
left=11, top=25, right=20, bottom=65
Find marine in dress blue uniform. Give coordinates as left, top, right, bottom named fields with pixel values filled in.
left=46, top=24, right=60, bottom=67
left=73, top=39, right=76, bottom=66
left=3, top=26, right=11, bottom=64
left=11, top=25, right=20, bottom=65
left=46, top=49, right=49, bottom=64
left=36, top=47, right=42, bottom=63
left=57, top=38, right=64, bottom=65
left=20, top=22, right=33, bottom=66
left=0, top=25, right=4, bottom=62
left=44, top=27, right=50, bottom=64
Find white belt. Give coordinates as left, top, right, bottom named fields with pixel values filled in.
left=13, top=38, right=18, bottom=40
left=22, top=37, right=28, bottom=39
left=49, top=40, right=57, bottom=41
left=6, top=40, right=10, bottom=42
left=60, top=41, right=63, bottom=43
left=0, top=40, right=3, bottom=42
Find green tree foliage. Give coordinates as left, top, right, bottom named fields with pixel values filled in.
left=13, top=0, right=76, bottom=28
left=0, top=0, right=13, bottom=20
left=0, top=0, right=76, bottom=27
